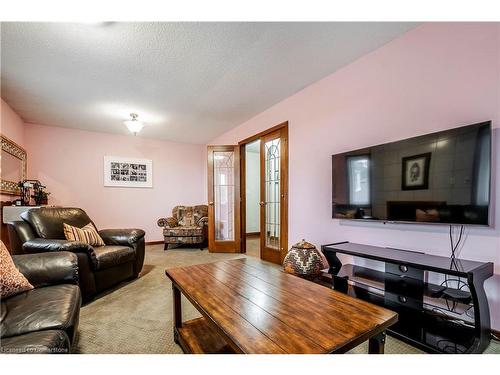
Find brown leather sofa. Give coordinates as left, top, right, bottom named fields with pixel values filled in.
left=0, top=251, right=81, bottom=354
left=7, top=207, right=145, bottom=302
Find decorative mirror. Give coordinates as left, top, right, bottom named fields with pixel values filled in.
left=1, top=135, right=27, bottom=195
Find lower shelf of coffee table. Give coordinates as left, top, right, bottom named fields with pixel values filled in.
left=175, top=317, right=235, bottom=354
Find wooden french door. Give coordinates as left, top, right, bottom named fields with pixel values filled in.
left=207, top=145, right=241, bottom=253
left=259, top=127, right=288, bottom=264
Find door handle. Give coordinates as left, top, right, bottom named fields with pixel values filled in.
left=259, top=202, right=265, bottom=206
left=208, top=201, right=214, bottom=206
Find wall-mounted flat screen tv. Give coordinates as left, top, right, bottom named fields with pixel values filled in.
left=332, top=121, right=492, bottom=225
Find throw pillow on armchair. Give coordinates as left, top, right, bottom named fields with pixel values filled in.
left=63, top=222, right=106, bottom=246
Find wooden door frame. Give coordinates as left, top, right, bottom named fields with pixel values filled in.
left=238, top=121, right=289, bottom=263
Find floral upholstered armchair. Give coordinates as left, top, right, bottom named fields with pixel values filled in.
left=157, top=205, right=208, bottom=250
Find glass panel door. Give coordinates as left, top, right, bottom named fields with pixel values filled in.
left=207, top=145, right=241, bottom=253
left=260, top=127, right=287, bottom=264
left=264, top=138, right=281, bottom=250
left=214, top=151, right=235, bottom=241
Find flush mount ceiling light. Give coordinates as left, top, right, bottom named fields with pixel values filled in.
left=124, top=113, right=144, bottom=135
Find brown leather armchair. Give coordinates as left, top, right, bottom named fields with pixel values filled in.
left=7, top=207, right=145, bottom=302
left=157, top=205, right=208, bottom=250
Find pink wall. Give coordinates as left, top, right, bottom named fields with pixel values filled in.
left=1, top=99, right=27, bottom=201
left=208, top=23, right=500, bottom=328
left=1, top=99, right=25, bottom=146
left=25, top=123, right=205, bottom=242
left=1, top=100, right=206, bottom=241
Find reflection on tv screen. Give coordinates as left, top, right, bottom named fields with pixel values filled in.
left=332, top=121, right=491, bottom=225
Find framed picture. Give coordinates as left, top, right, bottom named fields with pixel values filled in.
left=104, top=156, right=153, bottom=188
left=401, top=152, right=431, bottom=190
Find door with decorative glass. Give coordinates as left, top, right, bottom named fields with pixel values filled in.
left=260, top=128, right=288, bottom=264
left=207, top=145, right=241, bottom=253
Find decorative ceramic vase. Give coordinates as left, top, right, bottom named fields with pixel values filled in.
left=283, top=239, right=329, bottom=279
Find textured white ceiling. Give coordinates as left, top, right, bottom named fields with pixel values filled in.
left=1, top=22, right=418, bottom=144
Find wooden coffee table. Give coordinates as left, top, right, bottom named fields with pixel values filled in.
left=165, top=257, right=398, bottom=354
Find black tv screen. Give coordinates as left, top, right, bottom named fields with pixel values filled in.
left=332, top=121, right=491, bottom=225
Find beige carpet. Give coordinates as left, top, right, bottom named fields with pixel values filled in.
left=245, top=236, right=260, bottom=258
left=74, top=244, right=500, bottom=354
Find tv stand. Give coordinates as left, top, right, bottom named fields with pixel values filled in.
left=321, top=241, right=494, bottom=353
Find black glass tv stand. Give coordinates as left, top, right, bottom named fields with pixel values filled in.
left=320, top=241, right=494, bottom=353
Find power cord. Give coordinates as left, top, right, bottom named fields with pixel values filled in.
left=441, top=226, right=500, bottom=344
left=441, top=225, right=468, bottom=312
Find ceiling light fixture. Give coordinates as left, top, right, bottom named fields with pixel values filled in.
left=124, top=113, right=144, bottom=135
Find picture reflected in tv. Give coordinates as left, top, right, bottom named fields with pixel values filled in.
left=332, top=121, right=491, bottom=225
